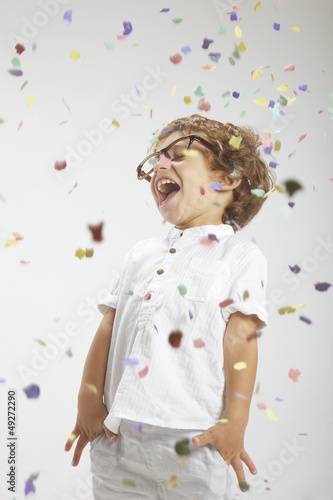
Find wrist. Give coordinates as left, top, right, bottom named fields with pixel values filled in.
left=78, top=383, right=103, bottom=403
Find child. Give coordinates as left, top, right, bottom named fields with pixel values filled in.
left=64, top=114, right=276, bottom=499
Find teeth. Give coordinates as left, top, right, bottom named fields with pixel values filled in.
left=157, top=179, right=177, bottom=192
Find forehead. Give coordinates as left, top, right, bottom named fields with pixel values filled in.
left=157, top=131, right=189, bottom=150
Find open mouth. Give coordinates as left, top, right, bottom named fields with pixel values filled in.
left=156, top=179, right=181, bottom=205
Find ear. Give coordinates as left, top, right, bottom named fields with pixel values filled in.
left=217, top=173, right=242, bottom=191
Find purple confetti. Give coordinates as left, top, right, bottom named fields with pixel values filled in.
left=123, top=21, right=132, bottom=35
left=279, top=110, right=287, bottom=117
left=25, top=480, right=36, bottom=495
left=264, top=146, right=273, bottom=155
left=8, top=69, right=23, bottom=76
left=261, top=280, right=264, bottom=288
left=63, top=10, right=72, bottom=22
left=181, top=45, right=191, bottom=55
left=288, top=202, right=295, bottom=208
left=208, top=233, right=219, bottom=243
left=269, top=161, right=278, bottom=168
left=121, top=358, right=139, bottom=366
left=231, top=219, right=242, bottom=230
left=273, top=22, right=280, bottom=31
left=130, top=423, right=144, bottom=431
left=298, top=84, right=308, bottom=91
left=289, top=264, right=301, bottom=274
left=154, top=324, right=159, bottom=334
left=189, top=309, right=193, bottom=320
left=161, top=126, right=173, bottom=134
left=202, top=38, right=214, bottom=49
left=314, top=282, right=331, bottom=292
left=299, top=315, right=312, bottom=325
left=230, top=13, right=237, bottom=21
left=23, top=383, right=40, bottom=398
left=275, top=397, right=284, bottom=402
left=210, top=181, right=223, bottom=191
left=268, top=100, right=275, bottom=108
left=209, top=52, right=221, bottom=61
left=232, top=91, right=240, bottom=98
left=288, top=151, right=296, bottom=159
left=235, top=392, right=249, bottom=400
left=160, top=8, right=170, bottom=12
left=0, top=377, right=5, bottom=383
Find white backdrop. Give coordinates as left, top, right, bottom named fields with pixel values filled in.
left=0, top=0, right=332, bottom=499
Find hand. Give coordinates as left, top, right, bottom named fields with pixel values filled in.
left=192, top=421, right=257, bottom=491
left=64, top=400, right=118, bottom=467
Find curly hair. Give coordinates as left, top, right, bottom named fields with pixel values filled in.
left=154, top=114, right=277, bottom=232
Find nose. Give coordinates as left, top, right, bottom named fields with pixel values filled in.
left=153, top=153, right=172, bottom=174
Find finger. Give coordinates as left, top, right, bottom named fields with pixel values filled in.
left=240, top=449, right=257, bottom=475
left=192, top=430, right=213, bottom=446
left=231, top=457, right=246, bottom=489
left=71, top=434, right=89, bottom=467
left=64, top=426, right=79, bottom=451
left=103, top=425, right=118, bottom=443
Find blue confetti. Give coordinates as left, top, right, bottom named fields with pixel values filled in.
left=288, top=202, right=295, bottom=208
left=273, top=22, right=280, bottom=31
left=209, top=52, right=221, bottom=61
left=181, top=45, right=191, bottom=55
left=232, top=91, right=240, bottom=98
left=275, top=397, right=284, bottom=402
left=289, top=264, right=301, bottom=274
left=23, top=384, right=40, bottom=398
left=264, top=146, right=273, bottom=154
left=231, top=219, right=241, bottom=230
left=269, top=161, right=278, bottom=168
left=230, top=13, right=237, bottom=21
left=130, top=423, right=144, bottom=431
left=25, top=480, right=36, bottom=495
left=314, top=282, right=331, bottom=292
left=210, top=182, right=223, bottom=191
left=208, top=233, right=219, bottom=243
left=268, top=100, right=275, bottom=108
left=299, top=315, right=312, bottom=325
left=123, top=21, right=132, bottom=35
left=288, top=151, right=296, bottom=159
left=202, top=38, right=214, bottom=49
left=189, top=309, right=193, bottom=320
left=121, top=358, right=139, bottom=366
left=63, top=10, right=72, bottom=22
left=298, top=84, right=308, bottom=91
left=154, top=324, right=159, bottom=334
left=160, top=8, right=170, bottom=12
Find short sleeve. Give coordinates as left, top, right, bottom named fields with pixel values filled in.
left=97, top=247, right=133, bottom=316
left=220, top=250, right=268, bottom=330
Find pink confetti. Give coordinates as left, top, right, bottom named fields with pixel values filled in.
left=284, top=64, right=295, bottom=71
left=298, top=133, right=307, bottom=142
left=246, top=331, right=262, bottom=341
left=193, top=338, right=206, bottom=348
left=219, top=298, right=233, bottom=308
left=198, top=98, right=211, bottom=112
left=169, top=53, right=182, bottom=64
left=261, top=134, right=273, bottom=149
left=200, top=186, right=205, bottom=195
left=68, top=182, right=78, bottom=194
left=17, top=120, right=23, bottom=132
left=20, top=259, right=30, bottom=264
left=13, top=232, right=24, bottom=240
left=54, top=160, right=67, bottom=171
left=62, top=97, right=71, bottom=112
left=138, top=365, right=149, bottom=378
left=216, top=139, right=223, bottom=150
left=257, top=402, right=267, bottom=410
left=288, top=368, right=301, bottom=382
left=117, top=34, right=126, bottom=40
left=158, top=153, right=172, bottom=167
left=15, top=43, right=25, bottom=54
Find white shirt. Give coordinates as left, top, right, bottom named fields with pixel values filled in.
left=98, top=224, right=268, bottom=434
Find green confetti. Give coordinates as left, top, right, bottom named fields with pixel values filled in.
left=53, top=316, right=61, bottom=322
left=222, top=91, right=230, bottom=98
left=177, top=284, right=187, bottom=296
left=240, top=110, right=247, bottom=118
left=254, top=87, right=261, bottom=94
left=239, top=481, right=250, bottom=492
left=251, top=188, right=265, bottom=197
left=126, top=290, right=134, bottom=296
left=172, top=18, right=182, bottom=23
left=240, top=92, right=245, bottom=100
left=0, top=193, right=7, bottom=203
left=32, top=42, right=37, bottom=51
left=65, top=348, right=73, bottom=358
left=155, top=304, right=163, bottom=312
left=212, top=202, right=221, bottom=206
left=279, top=206, right=292, bottom=217
left=250, top=237, right=257, bottom=244
left=224, top=102, right=230, bottom=108
left=329, top=93, right=333, bottom=103
left=228, top=57, right=235, bottom=66
left=104, top=41, right=114, bottom=50
left=194, top=85, right=204, bottom=97
left=27, top=472, right=39, bottom=482
left=11, top=57, right=21, bottom=67
left=175, top=438, right=191, bottom=456
left=149, top=157, right=158, bottom=165
left=122, top=479, right=136, bottom=488
left=218, top=26, right=227, bottom=36
left=279, top=95, right=288, bottom=106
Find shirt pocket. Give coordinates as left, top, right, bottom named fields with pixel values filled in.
left=182, top=256, right=228, bottom=302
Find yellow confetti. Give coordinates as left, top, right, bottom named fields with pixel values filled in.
left=291, top=26, right=301, bottom=32
left=229, top=135, right=243, bottom=149
left=217, top=418, right=229, bottom=424
left=234, top=361, right=247, bottom=371
left=262, top=187, right=275, bottom=199
left=176, top=456, right=189, bottom=463
left=184, top=96, right=192, bottom=104
left=271, top=73, right=274, bottom=82
left=5, top=239, right=19, bottom=247
left=235, top=26, right=242, bottom=38
left=171, top=85, right=177, bottom=97
left=168, top=476, right=178, bottom=489
left=274, top=140, right=281, bottom=151
left=20, top=80, right=28, bottom=91
left=243, top=290, right=249, bottom=300
left=276, top=84, right=290, bottom=92
left=85, top=248, right=94, bottom=257
left=65, top=432, right=76, bottom=443
left=252, top=69, right=262, bottom=81
left=287, top=97, right=296, bottom=106
left=201, top=64, right=216, bottom=71
left=254, top=98, right=268, bottom=106
left=69, top=50, right=81, bottom=60
left=274, top=184, right=284, bottom=193
left=183, top=148, right=198, bottom=157
left=85, top=383, right=98, bottom=394
left=254, top=1, right=261, bottom=11
left=266, top=408, right=278, bottom=421
left=238, top=41, right=246, bottom=53
left=34, top=338, right=46, bottom=346
left=28, top=94, right=35, bottom=108
left=111, top=119, right=120, bottom=128
left=75, top=248, right=85, bottom=259
left=143, top=104, right=151, bottom=110
left=255, top=382, right=260, bottom=394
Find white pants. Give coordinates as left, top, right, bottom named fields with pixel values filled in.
left=90, top=418, right=231, bottom=499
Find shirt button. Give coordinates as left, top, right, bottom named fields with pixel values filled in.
left=144, top=292, right=151, bottom=300
left=169, top=248, right=176, bottom=253
left=180, top=232, right=183, bottom=237
left=157, top=269, right=164, bottom=275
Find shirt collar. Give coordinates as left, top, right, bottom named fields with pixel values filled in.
left=167, top=224, right=234, bottom=239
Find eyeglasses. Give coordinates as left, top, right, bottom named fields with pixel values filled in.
left=136, top=134, right=225, bottom=182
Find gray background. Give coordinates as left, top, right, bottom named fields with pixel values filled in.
left=0, top=0, right=332, bottom=498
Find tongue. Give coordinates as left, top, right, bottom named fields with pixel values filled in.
left=163, top=183, right=180, bottom=195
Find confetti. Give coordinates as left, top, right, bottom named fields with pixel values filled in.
left=217, top=418, right=229, bottom=423
left=85, top=248, right=94, bottom=258
left=202, top=38, right=214, bottom=49
left=175, top=438, right=190, bottom=456
left=209, top=52, right=221, bottom=62
left=229, top=135, right=243, bottom=148
left=246, top=331, right=262, bottom=341
left=284, top=64, right=295, bottom=71
left=299, top=84, right=308, bottom=91
left=23, top=384, right=40, bottom=398
left=257, top=402, right=267, bottom=410
left=189, top=309, right=193, bottom=320
left=88, top=222, right=103, bottom=241
left=288, top=368, right=301, bottom=382
left=184, top=96, right=192, bottom=104
left=210, top=182, right=223, bottom=191
left=122, top=479, right=136, bottom=488
left=20, top=81, right=28, bottom=91
left=123, top=21, right=132, bottom=35
left=266, top=408, right=278, bottom=421
left=251, top=189, right=265, bottom=197
left=292, top=26, right=301, bottom=32
left=276, top=84, right=290, bottom=92
left=169, top=53, right=182, bottom=64
left=15, top=42, right=25, bottom=54
left=254, top=2, right=261, bottom=12
left=75, top=248, right=85, bottom=259
left=254, top=97, right=268, bottom=106
left=177, top=284, right=187, bottom=296
left=252, top=69, right=262, bottom=80
left=171, top=85, right=177, bottom=96
left=34, top=338, right=46, bottom=346
left=233, top=361, right=247, bottom=371
left=11, top=57, right=20, bottom=67
left=169, top=331, right=183, bottom=348
left=8, top=69, right=23, bottom=76
left=86, top=383, right=97, bottom=394
left=65, top=432, right=76, bottom=443
left=28, top=94, right=35, bottom=107
left=298, top=133, right=307, bottom=142
left=160, top=8, right=170, bottom=13
left=25, top=480, right=36, bottom=495
left=299, top=315, right=312, bottom=325
left=168, top=476, right=178, bottom=488
left=230, top=12, right=237, bottom=21
left=193, top=338, right=206, bottom=348
left=172, top=18, right=182, bottom=23
left=69, top=50, right=80, bottom=60
left=104, top=41, right=114, bottom=50
left=235, top=393, right=249, bottom=400
left=138, top=365, right=149, bottom=378
left=314, top=282, right=331, bottom=292
left=284, top=179, right=303, bottom=196
left=63, top=10, right=72, bottom=22
left=198, top=98, right=211, bottom=111
left=121, top=358, right=139, bottom=366
left=218, top=26, right=227, bottom=36
left=201, top=64, right=216, bottom=71
left=219, top=298, right=234, bottom=308
left=54, top=160, right=66, bottom=171
left=237, top=41, right=246, bottom=53
left=231, top=219, right=241, bottom=230
left=235, top=26, right=242, bottom=38
left=273, top=23, right=280, bottom=31
left=181, top=46, right=191, bottom=55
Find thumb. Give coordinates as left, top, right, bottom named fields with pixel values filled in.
left=192, top=432, right=210, bottom=447
left=103, top=425, right=118, bottom=443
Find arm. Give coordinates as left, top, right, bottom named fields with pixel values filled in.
left=192, top=311, right=259, bottom=490
left=64, top=308, right=118, bottom=466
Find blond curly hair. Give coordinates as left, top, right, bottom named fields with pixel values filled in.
left=155, top=114, right=277, bottom=232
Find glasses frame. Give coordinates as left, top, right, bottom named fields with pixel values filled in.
left=136, top=134, right=226, bottom=182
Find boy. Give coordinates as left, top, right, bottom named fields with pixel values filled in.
left=65, top=114, right=276, bottom=499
